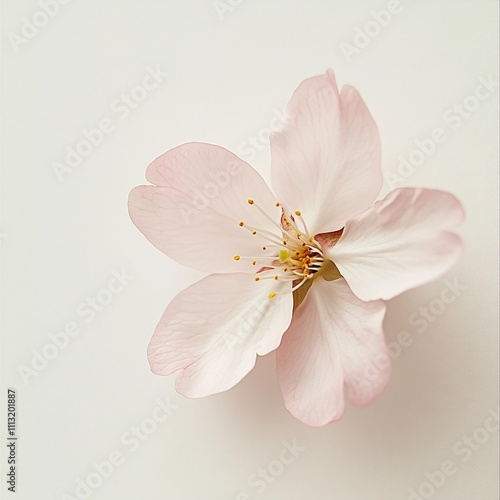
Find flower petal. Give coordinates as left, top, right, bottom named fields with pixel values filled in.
left=148, top=273, right=293, bottom=398
left=270, top=70, right=382, bottom=234
left=129, top=143, right=281, bottom=274
left=328, top=188, right=465, bottom=301
left=276, top=278, right=390, bottom=427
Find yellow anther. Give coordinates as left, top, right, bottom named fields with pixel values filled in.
left=252, top=231, right=257, bottom=235
left=295, top=210, right=301, bottom=216
left=274, top=276, right=279, bottom=280
left=233, top=255, right=241, bottom=261
left=239, top=221, right=244, bottom=227
left=276, top=202, right=280, bottom=207
left=248, top=199, right=254, bottom=205
left=252, top=260, right=256, bottom=265
left=255, top=277, right=260, bottom=281
left=262, top=246, right=267, bottom=250
left=269, top=292, right=276, bottom=299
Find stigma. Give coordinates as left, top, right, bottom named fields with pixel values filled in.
left=234, top=199, right=327, bottom=298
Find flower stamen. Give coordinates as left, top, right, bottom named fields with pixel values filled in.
left=247, top=199, right=296, bottom=237
left=235, top=198, right=326, bottom=298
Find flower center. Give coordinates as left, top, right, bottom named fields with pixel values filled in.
left=234, top=199, right=335, bottom=299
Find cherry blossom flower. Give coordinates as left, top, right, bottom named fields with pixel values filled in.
left=128, top=70, right=464, bottom=426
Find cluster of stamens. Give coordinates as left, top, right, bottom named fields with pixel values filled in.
left=233, top=199, right=325, bottom=299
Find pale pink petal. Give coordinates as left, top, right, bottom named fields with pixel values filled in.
left=328, top=188, right=465, bottom=301
left=148, top=273, right=292, bottom=397
left=277, top=278, right=390, bottom=427
left=270, top=70, right=382, bottom=234
left=129, top=143, right=281, bottom=274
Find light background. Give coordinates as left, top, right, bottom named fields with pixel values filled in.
left=1, top=1, right=498, bottom=499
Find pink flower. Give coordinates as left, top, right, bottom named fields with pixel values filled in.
left=128, top=70, right=464, bottom=426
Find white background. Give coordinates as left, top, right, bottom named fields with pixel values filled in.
left=1, top=1, right=498, bottom=499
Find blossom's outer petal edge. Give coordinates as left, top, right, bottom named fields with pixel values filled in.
left=277, top=277, right=391, bottom=427
left=148, top=272, right=293, bottom=398
left=270, top=70, right=382, bottom=234
left=129, top=142, right=280, bottom=274
left=329, top=187, right=466, bottom=301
